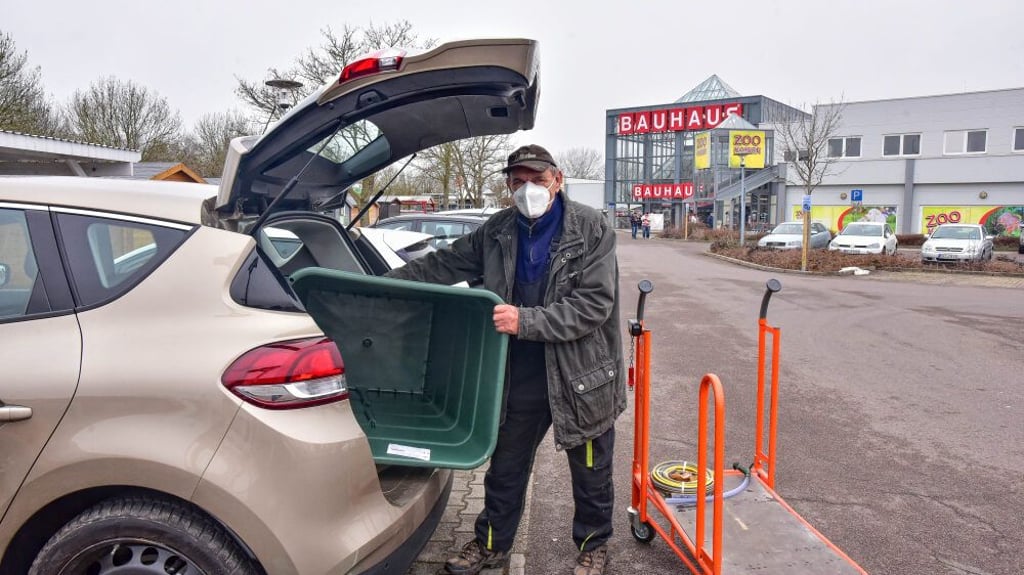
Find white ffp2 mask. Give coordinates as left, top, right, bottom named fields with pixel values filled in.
left=513, top=181, right=554, bottom=219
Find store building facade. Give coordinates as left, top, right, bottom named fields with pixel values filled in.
left=604, top=76, right=805, bottom=230
left=606, top=80, right=1024, bottom=239
left=787, top=88, right=1024, bottom=238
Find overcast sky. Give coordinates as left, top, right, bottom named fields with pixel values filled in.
left=4, top=0, right=1023, bottom=156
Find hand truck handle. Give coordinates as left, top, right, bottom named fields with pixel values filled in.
left=629, top=280, right=654, bottom=337
left=636, top=279, right=654, bottom=322
left=759, top=278, right=782, bottom=320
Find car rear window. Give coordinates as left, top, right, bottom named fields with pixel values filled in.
left=57, top=212, right=189, bottom=308
left=230, top=248, right=304, bottom=313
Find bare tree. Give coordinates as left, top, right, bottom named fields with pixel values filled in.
left=236, top=21, right=435, bottom=123
left=66, top=77, right=182, bottom=160
left=418, top=142, right=459, bottom=209
left=0, top=30, right=64, bottom=136
left=180, top=110, right=254, bottom=177
left=557, top=147, right=603, bottom=180
left=453, top=134, right=512, bottom=208
left=774, top=99, right=845, bottom=270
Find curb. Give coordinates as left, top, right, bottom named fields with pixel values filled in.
left=697, top=246, right=1024, bottom=279
left=702, top=251, right=822, bottom=275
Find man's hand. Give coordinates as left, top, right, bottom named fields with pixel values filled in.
left=493, top=304, right=519, bottom=335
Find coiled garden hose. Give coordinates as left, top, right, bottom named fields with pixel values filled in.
left=650, top=461, right=715, bottom=496
left=662, top=463, right=752, bottom=506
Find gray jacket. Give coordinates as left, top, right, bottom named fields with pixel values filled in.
left=386, top=194, right=625, bottom=450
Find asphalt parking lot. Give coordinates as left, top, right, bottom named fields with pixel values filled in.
left=410, top=234, right=1022, bottom=575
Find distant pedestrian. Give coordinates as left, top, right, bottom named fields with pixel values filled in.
left=707, top=212, right=714, bottom=228
left=630, top=211, right=641, bottom=239
left=641, top=213, right=651, bottom=239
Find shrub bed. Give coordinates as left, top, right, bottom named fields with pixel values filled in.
left=710, top=245, right=1024, bottom=274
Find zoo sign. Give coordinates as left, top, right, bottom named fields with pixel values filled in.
left=728, top=130, right=766, bottom=169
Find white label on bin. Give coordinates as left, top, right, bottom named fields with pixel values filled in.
left=387, top=443, right=432, bottom=462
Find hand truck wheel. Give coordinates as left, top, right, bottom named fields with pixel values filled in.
left=630, top=520, right=656, bottom=543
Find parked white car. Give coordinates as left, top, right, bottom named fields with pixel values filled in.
left=921, top=224, right=994, bottom=262
left=828, top=222, right=898, bottom=255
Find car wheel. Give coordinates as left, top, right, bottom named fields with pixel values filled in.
left=29, top=495, right=258, bottom=575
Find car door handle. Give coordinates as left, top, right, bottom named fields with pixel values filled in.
left=0, top=405, right=32, bottom=422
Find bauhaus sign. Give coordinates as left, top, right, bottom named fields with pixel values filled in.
left=617, top=103, right=743, bottom=135
left=632, top=183, right=695, bottom=200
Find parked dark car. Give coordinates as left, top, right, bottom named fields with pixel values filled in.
left=372, top=213, right=489, bottom=249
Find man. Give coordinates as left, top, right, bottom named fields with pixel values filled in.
left=386, top=144, right=624, bottom=575
left=630, top=210, right=641, bottom=239
left=641, top=212, right=651, bottom=239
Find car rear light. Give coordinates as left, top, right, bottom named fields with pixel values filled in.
left=222, top=337, right=348, bottom=409
left=338, top=48, right=406, bottom=84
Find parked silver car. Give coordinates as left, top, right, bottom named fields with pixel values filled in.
left=921, top=224, right=994, bottom=262
left=757, top=221, right=832, bottom=250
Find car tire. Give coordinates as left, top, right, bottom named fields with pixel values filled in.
left=29, top=495, right=259, bottom=575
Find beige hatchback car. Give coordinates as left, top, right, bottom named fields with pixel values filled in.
left=0, top=38, right=537, bottom=575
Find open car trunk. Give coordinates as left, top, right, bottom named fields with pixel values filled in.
left=290, top=268, right=508, bottom=469
left=210, top=38, right=539, bottom=231
left=217, top=38, right=540, bottom=468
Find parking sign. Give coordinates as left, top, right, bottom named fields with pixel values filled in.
left=851, top=189, right=863, bottom=203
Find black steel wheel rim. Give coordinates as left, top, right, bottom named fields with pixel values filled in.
left=56, top=539, right=207, bottom=575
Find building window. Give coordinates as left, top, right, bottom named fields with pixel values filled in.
left=828, top=137, right=861, bottom=158
left=944, top=130, right=987, bottom=154
left=784, top=149, right=809, bottom=162
left=1015, top=128, right=1024, bottom=152
left=883, top=134, right=920, bottom=157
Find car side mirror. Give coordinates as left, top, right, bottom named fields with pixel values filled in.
left=0, top=263, right=9, bottom=288
left=986, top=235, right=995, bottom=241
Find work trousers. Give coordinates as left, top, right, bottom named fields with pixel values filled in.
left=473, top=400, right=615, bottom=554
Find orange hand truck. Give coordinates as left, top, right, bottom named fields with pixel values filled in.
left=625, top=279, right=868, bottom=575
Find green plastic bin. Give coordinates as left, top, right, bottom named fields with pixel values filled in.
left=289, top=268, right=508, bottom=469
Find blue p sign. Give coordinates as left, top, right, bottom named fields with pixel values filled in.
left=851, top=189, right=863, bottom=203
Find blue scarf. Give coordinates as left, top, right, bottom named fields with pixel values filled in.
left=516, top=194, right=564, bottom=284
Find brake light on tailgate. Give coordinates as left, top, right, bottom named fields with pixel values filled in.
left=222, top=337, right=348, bottom=409
left=338, top=48, right=406, bottom=84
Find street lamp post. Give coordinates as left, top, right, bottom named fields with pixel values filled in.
left=262, top=78, right=304, bottom=133
left=738, top=154, right=748, bottom=246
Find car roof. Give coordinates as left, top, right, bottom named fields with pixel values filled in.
left=377, top=213, right=490, bottom=223
left=0, top=176, right=212, bottom=225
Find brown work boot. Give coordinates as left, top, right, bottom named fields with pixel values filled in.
left=573, top=544, right=609, bottom=575
left=445, top=539, right=507, bottom=574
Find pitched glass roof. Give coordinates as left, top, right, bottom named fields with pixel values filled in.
left=676, top=75, right=741, bottom=103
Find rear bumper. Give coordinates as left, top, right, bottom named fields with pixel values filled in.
left=356, top=471, right=454, bottom=575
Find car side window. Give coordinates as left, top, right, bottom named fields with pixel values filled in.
left=57, top=213, right=189, bottom=308
left=0, top=208, right=44, bottom=320
left=422, top=221, right=468, bottom=249
left=376, top=221, right=414, bottom=231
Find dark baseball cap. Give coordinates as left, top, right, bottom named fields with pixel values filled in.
left=502, top=144, right=558, bottom=173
